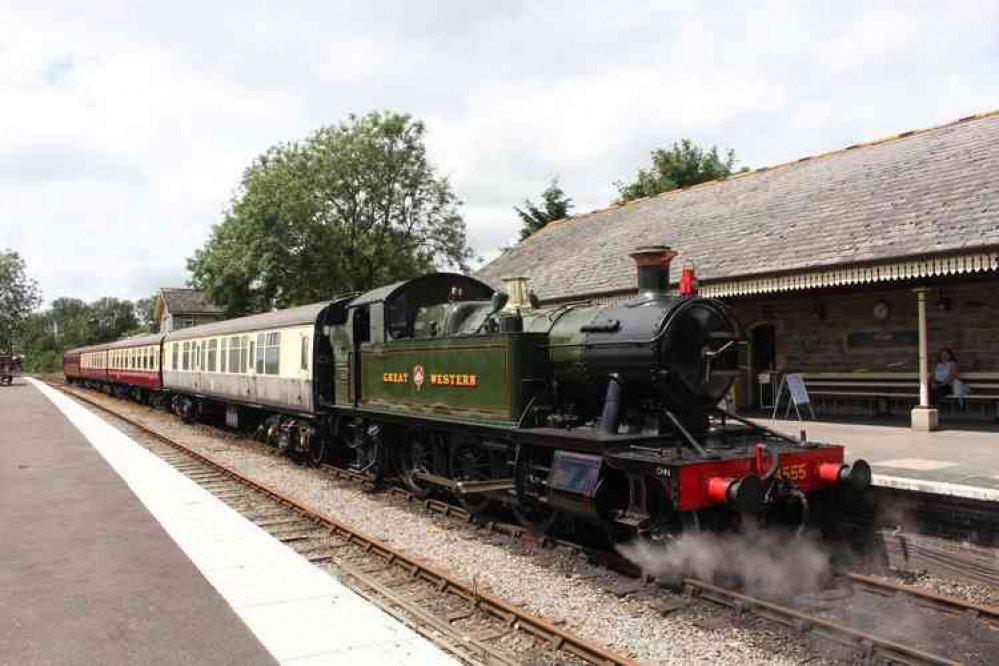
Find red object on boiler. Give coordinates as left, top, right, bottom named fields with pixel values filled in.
left=679, top=265, right=697, bottom=296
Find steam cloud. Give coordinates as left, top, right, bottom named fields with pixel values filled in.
left=617, top=527, right=833, bottom=600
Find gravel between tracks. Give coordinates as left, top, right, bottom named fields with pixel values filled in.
left=883, top=571, right=999, bottom=607
left=74, top=391, right=845, bottom=665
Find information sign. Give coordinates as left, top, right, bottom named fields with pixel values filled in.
left=771, top=372, right=816, bottom=421
left=786, top=373, right=810, bottom=406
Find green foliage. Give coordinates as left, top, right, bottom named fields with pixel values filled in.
left=0, top=249, right=42, bottom=352
left=133, top=295, right=158, bottom=333
left=515, top=178, right=574, bottom=241
left=615, top=139, right=738, bottom=204
left=188, top=111, right=473, bottom=315
left=20, top=296, right=140, bottom=372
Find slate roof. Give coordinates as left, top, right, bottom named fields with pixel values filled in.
left=159, top=288, right=224, bottom=315
left=477, top=111, right=999, bottom=302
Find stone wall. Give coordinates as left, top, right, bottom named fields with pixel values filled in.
left=727, top=278, right=999, bottom=373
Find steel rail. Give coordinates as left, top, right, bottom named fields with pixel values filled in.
left=844, top=572, right=999, bottom=628
left=52, top=383, right=638, bottom=666
left=682, top=578, right=961, bottom=666
left=324, top=451, right=999, bottom=644
left=57, top=382, right=993, bottom=665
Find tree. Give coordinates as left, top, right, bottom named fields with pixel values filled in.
left=615, top=139, right=738, bottom=204
left=515, top=178, right=573, bottom=241
left=188, top=111, right=473, bottom=315
left=90, top=297, right=138, bottom=341
left=134, top=295, right=157, bottom=333
left=0, top=249, right=42, bottom=352
left=19, top=296, right=140, bottom=372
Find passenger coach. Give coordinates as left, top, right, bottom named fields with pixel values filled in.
left=161, top=301, right=348, bottom=427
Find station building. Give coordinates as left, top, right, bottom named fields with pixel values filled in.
left=153, top=287, right=224, bottom=333
left=478, top=111, right=999, bottom=431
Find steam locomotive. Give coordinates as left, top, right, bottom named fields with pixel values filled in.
left=65, top=246, right=870, bottom=540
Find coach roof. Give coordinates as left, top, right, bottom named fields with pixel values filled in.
left=165, top=301, right=334, bottom=342
left=477, top=111, right=999, bottom=302
left=101, top=334, right=166, bottom=350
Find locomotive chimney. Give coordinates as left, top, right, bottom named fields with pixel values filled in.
left=630, top=245, right=678, bottom=297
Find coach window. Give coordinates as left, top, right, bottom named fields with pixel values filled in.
left=182, top=342, right=191, bottom=371
left=207, top=339, right=217, bottom=372
left=241, top=335, right=250, bottom=373
left=255, top=332, right=280, bottom=375
left=221, top=338, right=228, bottom=373
left=229, top=336, right=240, bottom=373
left=300, top=335, right=310, bottom=371
left=255, top=333, right=264, bottom=373
left=172, top=343, right=179, bottom=371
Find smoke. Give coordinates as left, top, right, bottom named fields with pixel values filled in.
left=617, top=527, right=833, bottom=600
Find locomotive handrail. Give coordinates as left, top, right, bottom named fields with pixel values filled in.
left=712, top=407, right=806, bottom=447
left=663, top=408, right=715, bottom=458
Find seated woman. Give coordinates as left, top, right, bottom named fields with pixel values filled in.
left=931, top=348, right=964, bottom=407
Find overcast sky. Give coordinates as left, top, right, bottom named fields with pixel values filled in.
left=2, top=1, right=997, bottom=305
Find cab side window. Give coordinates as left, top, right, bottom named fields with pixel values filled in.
left=387, top=296, right=409, bottom=339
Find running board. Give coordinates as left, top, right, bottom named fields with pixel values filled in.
left=413, top=472, right=515, bottom=495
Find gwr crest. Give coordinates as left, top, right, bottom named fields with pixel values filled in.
left=413, top=364, right=425, bottom=391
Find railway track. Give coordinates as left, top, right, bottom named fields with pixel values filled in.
left=54, top=382, right=999, bottom=665
left=50, top=383, right=636, bottom=666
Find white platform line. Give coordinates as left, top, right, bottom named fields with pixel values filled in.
left=872, top=473, right=999, bottom=503
left=30, top=379, right=458, bottom=666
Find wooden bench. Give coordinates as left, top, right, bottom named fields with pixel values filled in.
left=800, top=371, right=999, bottom=419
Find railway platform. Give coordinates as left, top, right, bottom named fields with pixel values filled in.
left=771, top=416, right=999, bottom=502
left=1, top=379, right=457, bottom=665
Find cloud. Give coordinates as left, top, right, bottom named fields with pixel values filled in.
left=0, top=1, right=997, bottom=304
